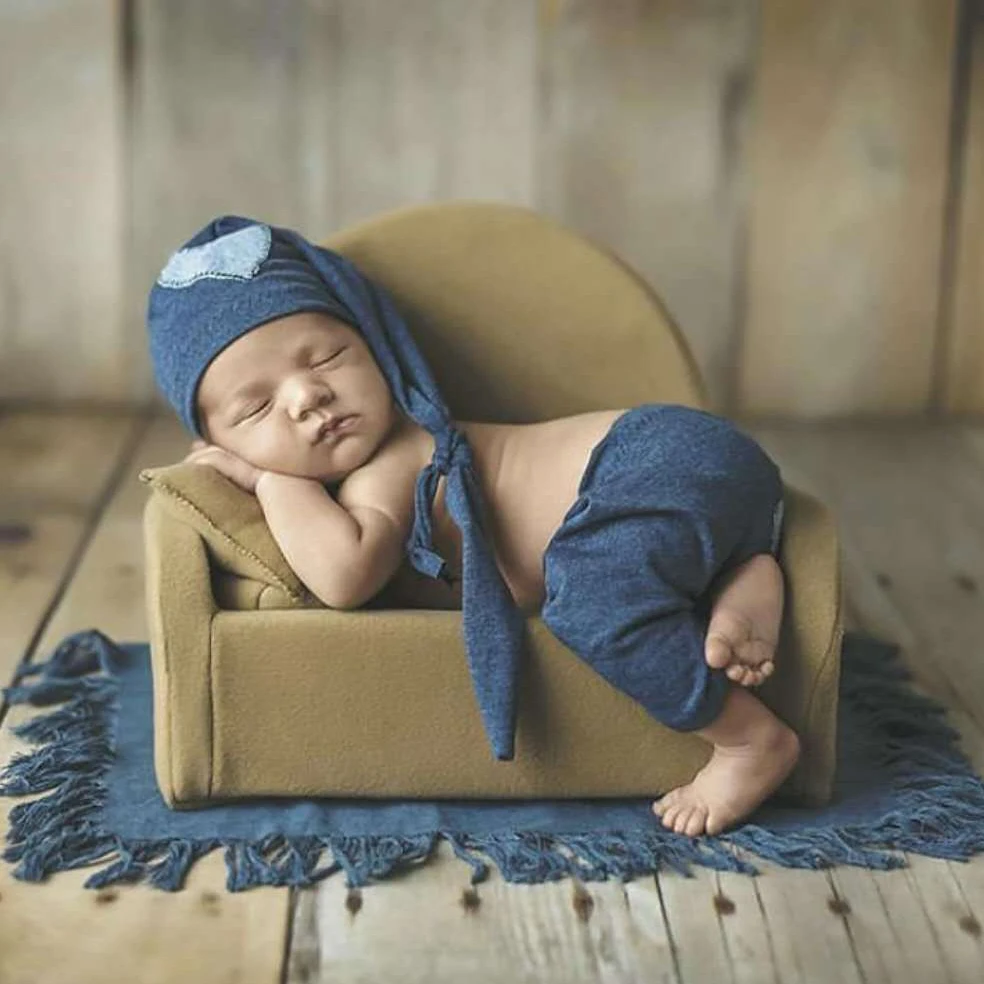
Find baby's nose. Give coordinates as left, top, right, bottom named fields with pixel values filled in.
left=286, top=376, right=332, bottom=416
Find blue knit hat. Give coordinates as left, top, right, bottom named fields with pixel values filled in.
left=147, top=214, right=525, bottom=761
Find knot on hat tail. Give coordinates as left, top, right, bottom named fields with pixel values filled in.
left=405, top=424, right=474, bottom=583
left=432, top=426, right=472, bottom=475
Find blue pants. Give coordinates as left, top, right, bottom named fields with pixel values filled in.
left=540, top=403, right=785, bottom=732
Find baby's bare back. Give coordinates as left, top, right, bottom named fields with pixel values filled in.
left=391, top=409, right=626, bottom=612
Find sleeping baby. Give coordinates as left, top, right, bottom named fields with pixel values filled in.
left=147, top=215, right=799, bottom=839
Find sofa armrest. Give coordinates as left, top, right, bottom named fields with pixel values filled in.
left=774, top=481, right=844, bottom=805
left=144, top=494, right=220, bottom=806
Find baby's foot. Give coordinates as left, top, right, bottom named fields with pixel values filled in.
left=704, top=553, right=784, bottom=687
left=652, top=723, right=800, bottom=836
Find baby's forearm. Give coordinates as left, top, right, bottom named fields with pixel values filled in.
left=254, top=471, right=361, bottom=607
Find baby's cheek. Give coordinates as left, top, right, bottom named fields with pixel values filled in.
left=250, top=426, right=304, bottom=471
left=246, top=435, right=286, bottom=469
left=217, top=428, right=266, bottom=466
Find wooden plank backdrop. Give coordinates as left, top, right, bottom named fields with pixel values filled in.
left=537, top=0, right=757, bottom=411
left=944, top=0, right=984, bottom=415
left=0, top=0, right=126, bottom=404
left=741, top=0, right=957, bottom=417
left=0, top=0, right=979, bottom=418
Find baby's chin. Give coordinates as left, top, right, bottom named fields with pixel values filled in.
left=257, top=456, right=343, bottom=480
left=262, top=446, right=370, bottom=486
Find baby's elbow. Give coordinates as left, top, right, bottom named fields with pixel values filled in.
left=311, top=565, right=384, bottom=611
left=310, top=531, right=402, bottom=610
left=311, top=575, right=365, bottom=611
left=297, top=555, right=360, bottom=609
left=314, top=587, right=357, bottom=610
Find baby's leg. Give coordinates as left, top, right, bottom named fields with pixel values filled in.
left=704, top=553, right=784, bottom=687
left=653, top=684, right=800, bottom=836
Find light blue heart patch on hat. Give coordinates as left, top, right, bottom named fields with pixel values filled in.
left=156, top=223, right=272, bottom=289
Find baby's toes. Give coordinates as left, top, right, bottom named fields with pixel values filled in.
left=669, top=805, right=694, bottom=835
left=739, top=638, right=776, bottom=670
left=704, top=633, right=733, bottom=670
left=652, top=789, right=679, bottom=817
left=726, top=664, right=754, bottom=686
left=681, top=804, right=708, bottom=837
left=745, top=660, right=776, bottom=688
left=658, top=803, right=684, bottom=832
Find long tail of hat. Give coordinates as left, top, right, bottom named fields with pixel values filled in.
left=447, top=464, right=526, bottom=761
left=404, top=433, right=525, bottom=761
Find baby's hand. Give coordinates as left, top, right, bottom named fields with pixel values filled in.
left=182, top=442, right=264, bottom=495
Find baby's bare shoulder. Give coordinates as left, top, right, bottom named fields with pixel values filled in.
left=334, top=423, right=427, bottom=537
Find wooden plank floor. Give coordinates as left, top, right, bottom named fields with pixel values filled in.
left=2, top=410, right=983, bottom=983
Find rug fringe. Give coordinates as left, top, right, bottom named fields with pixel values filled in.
left=3, top=629, right=984, bottom=891
left=443, top=828, right=759, bottom=884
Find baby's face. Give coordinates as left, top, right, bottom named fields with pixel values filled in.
left=195, top=311, right=399, bottom=485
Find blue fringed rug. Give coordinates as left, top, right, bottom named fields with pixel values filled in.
left=2, top=628, right=984, bottom=892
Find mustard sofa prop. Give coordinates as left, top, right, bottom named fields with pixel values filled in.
left=140, top=201, right=844, bottom=810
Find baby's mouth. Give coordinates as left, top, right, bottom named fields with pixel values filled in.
left=316, top=415, right=355, bottom=443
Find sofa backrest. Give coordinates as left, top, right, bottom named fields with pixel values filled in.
left=324, top=201, right=707, bottom=421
